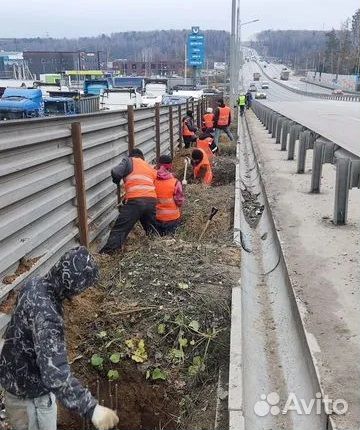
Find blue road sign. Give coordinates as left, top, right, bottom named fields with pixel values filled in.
left=187, top=27, right=205, bottom=67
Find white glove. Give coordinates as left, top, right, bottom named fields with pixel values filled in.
left=91, top=405, right=119, bottom=430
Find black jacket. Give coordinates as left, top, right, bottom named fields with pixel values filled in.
left=0, top=247, right=99, bottom=418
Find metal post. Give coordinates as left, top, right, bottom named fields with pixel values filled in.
left=197, top=102, right=201, bottom=128
left=280, top=120, right=290, bottom=151
left=71, top=122, right=89, bottom=248
left=230, top=0, right=236, bottom=108
left=310, top=140, right=324, bottom=193
left=271, top=114, right=278, bottom=138
left=178, top=105, right=183, bottom=149
left=288, top=124, right=300, bottom=160
left=186, top=99, right=189, bottom=112
left=334, top=157, right=351, bottom=225
left=155, top=103, right=161, bottom=161
left=297, top=131, right=307, bottom=173
left=169, top=106, right=174, bottom=157
left=127, top=105, right=135, bottom=153
left=275, top=116, right=283, bottom=144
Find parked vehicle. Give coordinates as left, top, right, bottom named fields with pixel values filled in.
left=253, top=72, right=261, bottom=81
left=161, top=95, right=191, bottom=105
left=84, top=79, right=110, bottom=96
left=141, top=78, right=168, bottom=107
left=249, top=84, right=257, bottom=92
left=101, top=88, right=142, bottom=110
left=0, top=88, right=43, bottom=120
left=0, top=87, right=99, bottom=120
left=171, top=85, right=203, bottom=100
left=261, top=82, right=269, bottom=89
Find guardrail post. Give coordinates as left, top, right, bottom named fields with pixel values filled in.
left=297, top=131, right=307, bottom=173
left=271, top=113, right=279, bottom=138
left=155, top=103, right=161, bottom=161
left=334, top=157, right=351, bottom=225
left=71, top=122, right=89, bottom=248
left=127, top=105, right=135, bottom=152
left=169, top=105, right=174, bottom=157
left=280, top=120, right=290, bottom=151
left=186, top=99, right=189, bottom=112
left=191, top=99, right=195, bottom=114
left=288, top=124, right=301, bottom=160
left=197, top=102, right=201, bottom=128
left=311, top=140, right=323, bottom=193
left=178, top=105, right=183, bottom=149
left=267, top=111, right=273, bottom=133
left=275, top=116, right=284, bottom=144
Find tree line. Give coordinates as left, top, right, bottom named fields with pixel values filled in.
left=251, top=8, right=360, bottom=75
left=0, top=30, right=229, bottom=64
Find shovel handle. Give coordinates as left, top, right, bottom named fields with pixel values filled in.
left=209, top=207, right=219, bottom=220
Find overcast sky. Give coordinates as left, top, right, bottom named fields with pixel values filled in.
left=1, top=0, right=359, bottom=39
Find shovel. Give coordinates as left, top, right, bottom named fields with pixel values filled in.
left=182, top=157, right=191, bottom=185
left=199, top=207, right=219, bottom=241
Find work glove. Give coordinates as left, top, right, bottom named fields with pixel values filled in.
left=91, top=405, right=119, bottom=430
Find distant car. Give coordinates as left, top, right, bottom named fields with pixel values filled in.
left=263, top=64, right=267, bottom=68
left=255, top=92, right=267, bottom=99
left=332, top=89, right=344, bottom=95
left=261, top=82, right=269, bottom=89
left=249, top=84, right=257, bottom=92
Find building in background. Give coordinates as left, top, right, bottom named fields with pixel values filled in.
left=0, top=51, right=32, bottom=79
left=111, top=60, right=184, bottom=77
left=23, top=51, right=104, bottom=78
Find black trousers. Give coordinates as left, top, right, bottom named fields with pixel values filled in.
left=183, top=135, right=197, bottom=149
left=240, top=105, right=245, bottom=115
left=101, top=198, right=157, bottom=254
left=156, top=219, right=181, bottom=236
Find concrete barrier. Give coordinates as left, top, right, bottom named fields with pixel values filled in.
left=251, top=100, right=360, bottom=225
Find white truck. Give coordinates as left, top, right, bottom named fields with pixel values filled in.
left=141, top=78, right=168, bottom=107
left=171, top=85, right=203, bottom=100
left=100, top=88, right=142, bottom=111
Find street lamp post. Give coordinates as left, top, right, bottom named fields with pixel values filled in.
left=230, top=0, right=259, bottom=106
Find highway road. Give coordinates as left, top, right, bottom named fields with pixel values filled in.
left=242, top=61, right=360, bottom=157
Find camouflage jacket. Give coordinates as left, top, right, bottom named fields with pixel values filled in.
left=0, top=247, right=99, bottom=418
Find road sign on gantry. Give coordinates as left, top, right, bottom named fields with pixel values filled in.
left=187, top=26, right=205, bottom=67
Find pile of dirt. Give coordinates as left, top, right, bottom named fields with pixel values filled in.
left=59, top=158, right=240, bottom=429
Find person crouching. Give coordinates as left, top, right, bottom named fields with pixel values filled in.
left=155, top=155, right=185, bottom=235
left=191, top=148, right=213, bottom=185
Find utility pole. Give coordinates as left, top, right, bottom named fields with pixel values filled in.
left=230, top=0, right=237, bottom=108
left=184, top=43, right=187, bottom=84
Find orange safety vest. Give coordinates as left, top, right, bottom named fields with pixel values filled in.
left=217, top=106, right=231, bottom=126
left=193, top=149, right=213, bottom=185
left=155, top=177, right=180, bottom=222
left=124, top=157, right=157, bottom=200
left=197, top=137, right=214, bottom=163
left=182, top=118, right=195, bottom=137
left=202, top=113, right=214, bottom=129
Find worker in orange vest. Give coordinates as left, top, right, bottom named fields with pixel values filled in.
left=155, top=154, right=185, bottom=235
left=196, top=131, right=218, bottom=163
left=214, top=98, right=234, bottom=147
left=202, top=107, right=215, bottom=133
left=182, top=110, right=197, bottom=148
left=191, top=148, right=213, bottom=185
left=101, top=148, right=158, bottom=253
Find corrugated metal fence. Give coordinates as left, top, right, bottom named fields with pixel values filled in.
left=0, top=99, right=206, bottom=302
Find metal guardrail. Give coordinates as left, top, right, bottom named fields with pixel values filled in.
left=251, top=100, right=360, bottom=225
left=75, top=96, right=100, bottom=114
left=256, top=62, right=360, bottom=102
left=0, top=98, right=206, bottom=303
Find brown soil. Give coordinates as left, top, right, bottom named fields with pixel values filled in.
left=58, top=152, right=240, bottom=430
left=0, top=290, right=18, bottom=314
left=2, top=256, right=41, bottom=285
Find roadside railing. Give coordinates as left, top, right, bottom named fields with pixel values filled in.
left=0, top=98, right=207, bottom=308
left=251, top=100, right=360, bottom=225
left=256, top=62, right=360, bottom=102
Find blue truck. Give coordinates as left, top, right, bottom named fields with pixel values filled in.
left=0, top=87, right=100, bottom=120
